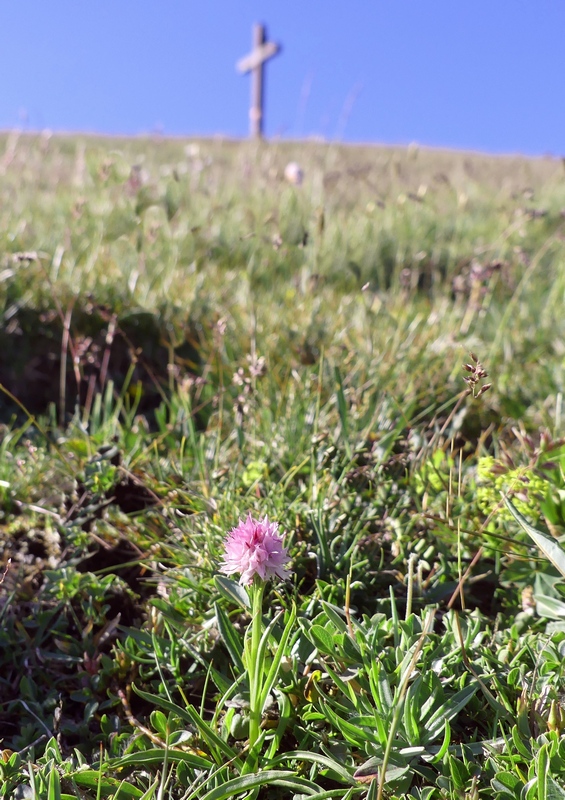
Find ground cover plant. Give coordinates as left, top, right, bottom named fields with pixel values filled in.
left=1, top=132, right=565, bottom=797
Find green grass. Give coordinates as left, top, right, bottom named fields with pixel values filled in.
left=1, top=132, right=565, bottom=797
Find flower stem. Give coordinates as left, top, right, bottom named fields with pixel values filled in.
left=246, top=578, right=265, bottom=770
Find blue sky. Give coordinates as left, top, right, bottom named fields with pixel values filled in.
left=1, top=1, right=563, bottom=155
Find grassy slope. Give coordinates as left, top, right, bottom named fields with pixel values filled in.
left=1, top=133, right=565, bottom=797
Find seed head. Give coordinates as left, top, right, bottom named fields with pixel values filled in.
left=462, top=353, right=490, bottom=398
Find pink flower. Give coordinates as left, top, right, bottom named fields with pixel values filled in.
left=220, top=514, right=291, bottom=586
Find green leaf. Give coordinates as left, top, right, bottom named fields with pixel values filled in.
left=321, top=701, right=374, bottom=747
left=373, top=661, right=393, bottom=714
left=354, top=756, right=410, bottom=784
left=214, top=575, right=251, bottom=609
left=340, top=633, right=362, bottom=662
left=214, top=602, right=244, bottom=673
left=534, top=594, right=565, bottom=620
left=448, top=755, right=469, bottom=790
left=136, top=779, right=160, bottom=800
left=199, top=770, right=319, bottom=800
left=334, top=365, right=351, bottom=456
left=545, top=620, right=565, bottom=635
left=130, top=685, right=236, bottom=768
left=537, top=744, right=549, bottom=800
left=47, top=767, right=62, bottom=800
left=504, top=497, right=565, bottom=578
left=295, top=790, right=357, bottom=800
left=403, top=678, right=422, bottom=743
left=259, top=604, right=297, bottom=713
left=254, top=609, right=284, bottom=694
left=428, top=719, right=451, bottom=764
left=108, top=749, right=212, bottom=771
left=491, top=771, right=522, bottom=796
left=423, top=682, right=479, bottom=743
left=320, top=601, right=349, bottom=633
left=511, top=725, right=532, bottom=760
left=72, top=771, right=144, bottom=799
left=310, top=510, right=331, bottom=579
left=150, top=709, right=169, bottom=737
left=324, top=662, right=359, bottom=705
left=265, top=688, right=292, bottom=760
left=546, top=776, right=565, bottom=799
left=267, top=749, right=355, bottom=785
left=309, top=624, right=337, bottom=656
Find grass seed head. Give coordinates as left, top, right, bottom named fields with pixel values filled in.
left=463, top=353, right=490, bottom=398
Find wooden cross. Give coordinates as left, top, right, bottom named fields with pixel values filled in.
left=236, top=23, right=281, bottom=139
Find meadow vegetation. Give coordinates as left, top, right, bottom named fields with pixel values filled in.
left=1, top=132, right=565, bottom=797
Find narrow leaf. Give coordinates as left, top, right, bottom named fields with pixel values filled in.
left=259, top=604, right=297, bottom=712
left=130, top=685, right=237, bottom=767
left=546, top=775, right=565, bottom=799
left=199, top=770, right=318, bottom=800
left=214, top=602, right=244, bottom=673
left=214, top=575, right=251, bottom=609
left=504, top=497, right=565, bottom=579
left=268, top=749, right=355, bottom=785
left=320, top=601, right=349, bottom=633
left=108, top=749, right=212, bottom=771
left=424, top=682, right=479, bottom=742
left=255, top=610, right=283, bottom=687
left=72, top=771, right=144, bottom=797
left=534, top=594, right=565, bottom=620
left=308, top=624, right=338, bottom=656
left=537, top=744, right=549, bottom=800
left=334, top=365, right=351, bottom=455
left=47, top=768, right=62, bottom=800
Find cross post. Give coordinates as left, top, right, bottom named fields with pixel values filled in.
left=236, top=23, right=281, bottom=139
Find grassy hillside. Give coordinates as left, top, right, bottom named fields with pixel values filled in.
left=1, top=132, right=565, bottom=798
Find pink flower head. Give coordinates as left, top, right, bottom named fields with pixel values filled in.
left=220, top=514, right=291, bottom=586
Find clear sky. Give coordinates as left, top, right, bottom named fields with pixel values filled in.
left=1, top=1, right=563, bottom=156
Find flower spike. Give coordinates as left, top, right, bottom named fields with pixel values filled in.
left=220, top=514, right=291, bottom=586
